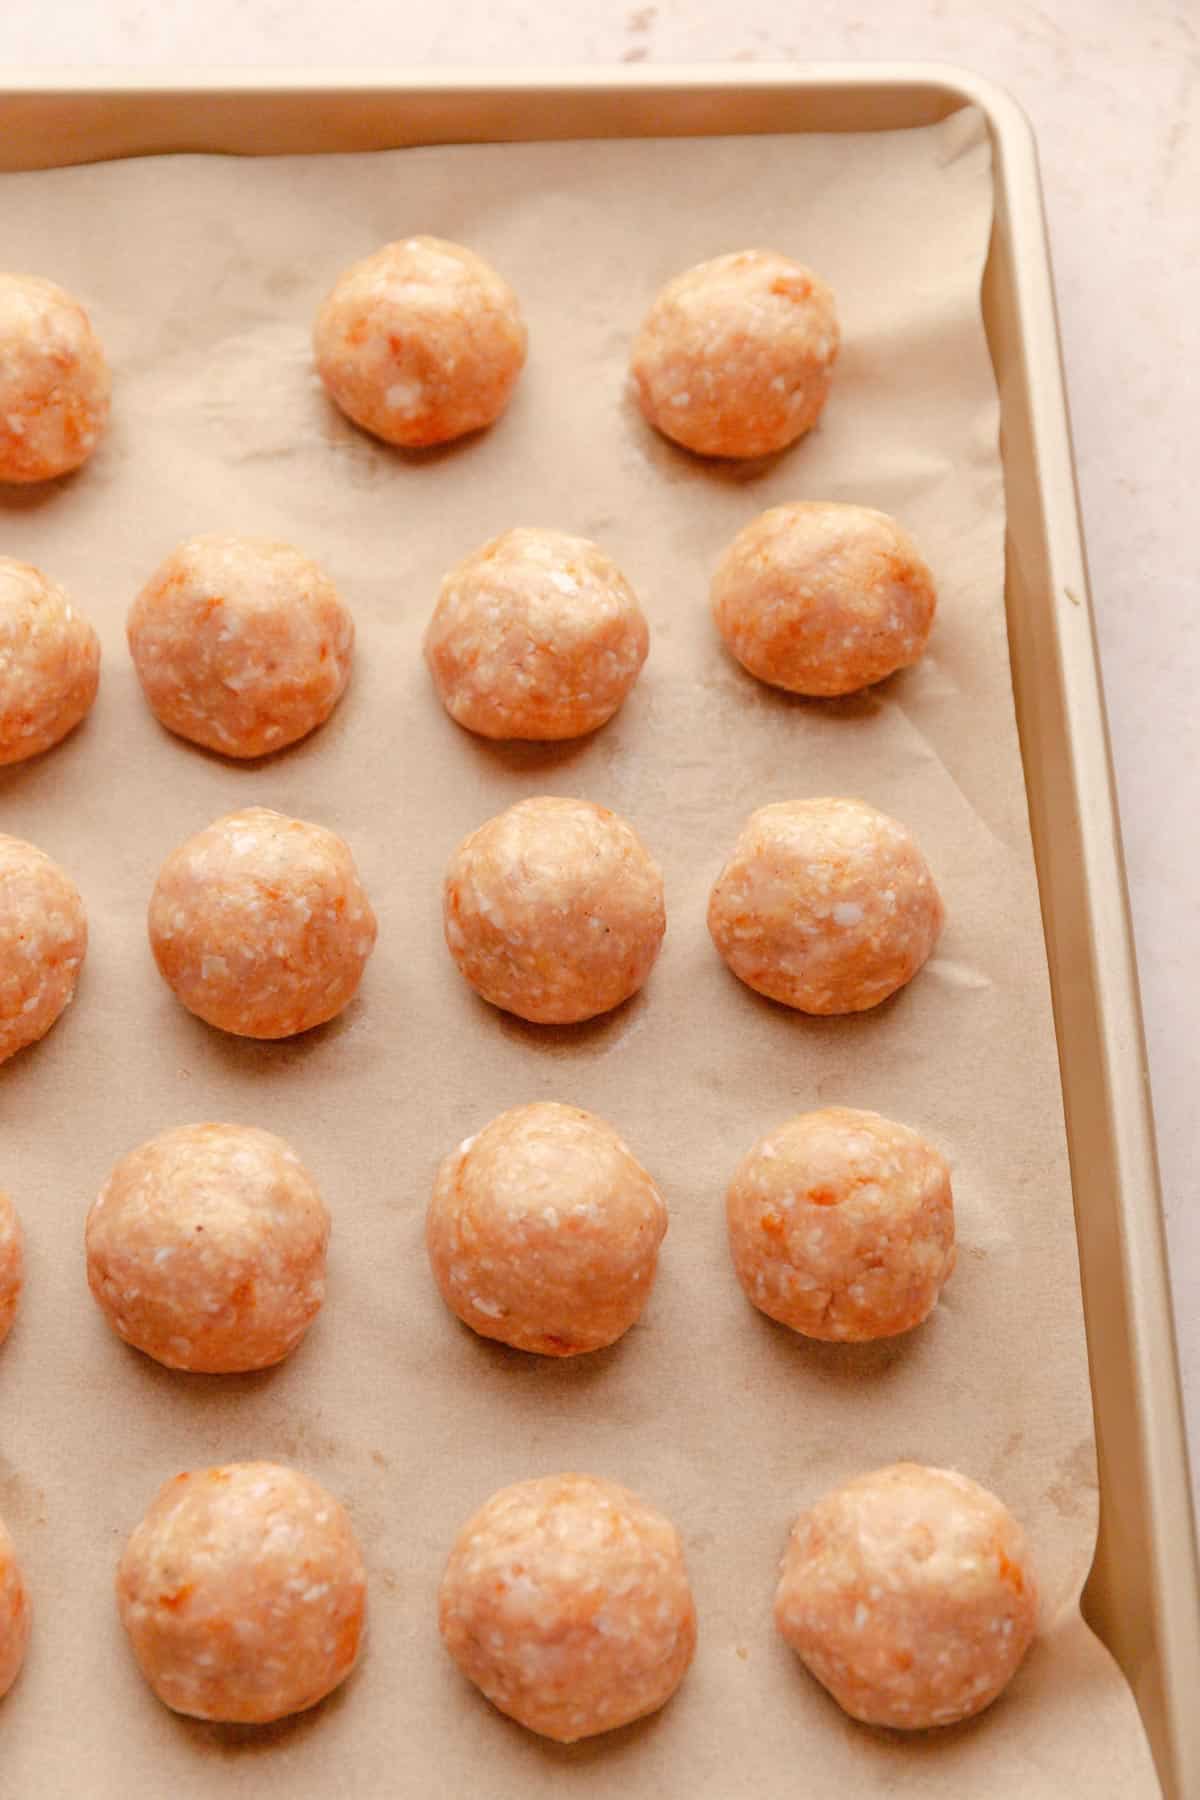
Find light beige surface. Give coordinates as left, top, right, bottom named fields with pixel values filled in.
left=0, top=115, right=1156, bottom=1792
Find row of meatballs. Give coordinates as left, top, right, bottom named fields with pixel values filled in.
left=0, top=1101, right=954, bottom=1375
left=0, top=497, right=935, bottom=770
left=0, top=791, right=943, bottom=1061
left=0, top=237, right=839, bottom=485
left=0, top=1460, right=1037, bottom=1741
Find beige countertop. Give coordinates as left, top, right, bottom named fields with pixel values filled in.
left=1, top=3, right=1196, bottom=1508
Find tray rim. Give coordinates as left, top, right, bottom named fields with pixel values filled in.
left=0, top=57, right=1195, bottom=1797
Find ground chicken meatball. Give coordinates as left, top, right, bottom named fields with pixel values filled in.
left=708, top=799, right=943, bottom=1013
left=711, top=502, right=936, bottom=696
left=0, top=1517, right=30, bottom=1700
left=427, top=1103, right=667, bottom=1355
left=0, top=557, right=100, bottom=763
left=127, top=534, right=353, bottom=758
left=425, top=528, right=648, bottom=740
left=87, top=1123, right=330, bottom=1373
left=726, top=1108, right=954, bottom=1340
left=0, top=273, right=110, bottom=482
left=148, top=807, right=377, bottom=1039
left=0, top=1191, right=22, bottom=1349
left=439, top=1473, right=696, bottom=1741
left=117, top=1462, right=366, bottom=1724
left=443, top=797, right=665, bottom=1024
left=0, top=833, right=87, bottom=1064
left=314, top=236, right=526, bottom=447
left=631, top=250, right=838, bottom=458
left=775, top=1462, right=1038, bottom=1729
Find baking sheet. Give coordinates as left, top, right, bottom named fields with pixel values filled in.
left=0, top=110, right=1159, bottom=1794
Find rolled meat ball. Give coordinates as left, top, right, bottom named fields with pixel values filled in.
left=0, top=273, right=111, bottom=483
left=631, top=249, right=838, bottom=459
left=427, top=1102, right=667, bottom=1355
left=708, top=798, right=943, bottom=1014
left=726, top=1108, right=954, bottom=1341
left=86, top=1123, right=330, bottom=1373
left=711, top=503, right=936, bottom=696
left=127, top=534, right=354, bottom=758
left=0, top=833, right=87, bottom=1065
left=774, top=1462, right=1038, bottom=1728
left=148, top=807, right=377, bottom=1039
left=0, top=1191, right=23, bottom=1348
left=117, top=1461, right=366, bottom=1723
left=0, top=1517, right=30, bottom=1700
left=424, top=527, right=649, bottom=740
left=0, top=557, right=100, bottom=764
left=439, top=1473, right=696, bottom=1741
left=314, top=236, right=527, bottom=448
left=443, top=796, right=666, bottom=1024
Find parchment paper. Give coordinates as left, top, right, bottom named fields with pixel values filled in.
left=0, top=111, right=1159, bottom=1795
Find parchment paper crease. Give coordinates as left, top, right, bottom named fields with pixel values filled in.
left=0, top=109, right=1158, bottom=1794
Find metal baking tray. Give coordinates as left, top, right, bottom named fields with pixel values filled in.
left=0, top=61, right=1196, bottom=1797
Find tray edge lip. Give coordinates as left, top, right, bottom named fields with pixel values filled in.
left=974, top=70, right=1200, bottom=1788
left=0, top=58, right=1050, bottom=108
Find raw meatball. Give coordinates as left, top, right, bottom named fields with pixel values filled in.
left=0, top=1192, right=22, bottom=1349
left=314, top=236, right=526, bottom=448
left=439, top=1473, right=696, bottom=1741
left=0, top=557, right=101, bottom=764
left=117, top=1462, right=366, bottom=1723
left=443, top=796, right=665, bottom=1024
left=424, top=527, right=649, bottom=741
left=428, top=1102, right=667, bottom=1356
left=774, top=1463, right=1038, bottom=1728
left=631, top=250, right=838, bottom=459
left=726, top=1108, right=954, bottom=1340
left=148, top=807, right=377, bottom=1039
left=0, top=834, right=87, bottom=1064
left=127, top=534, right=354, bottom=758
left=0, top=1516, right=29, bottom=1700
left=86, top=1123, right=330, bottom=1373
left=708, top=798, right=943, bottom=1014
left=0, top=274, right=110, bottom=482
left=711, top=503, right=936, bottom=696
